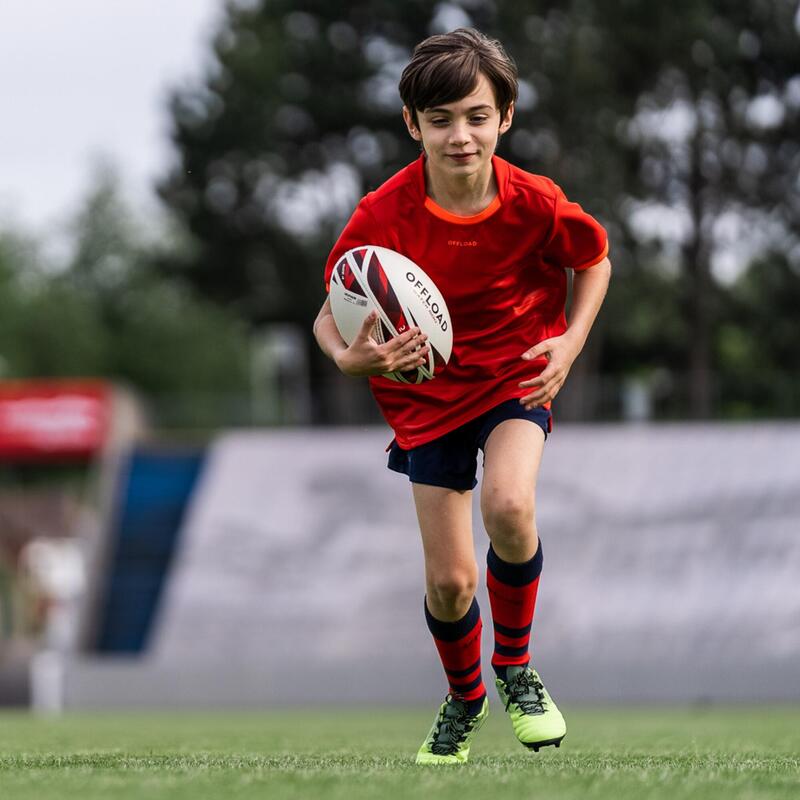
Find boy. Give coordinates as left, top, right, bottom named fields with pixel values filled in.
left=313, top=28, right=611, bottom=764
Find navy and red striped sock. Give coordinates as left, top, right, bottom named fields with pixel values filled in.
left=424, top=596, right=486, bottom=714
left=487, top=541, right=543, bottom=682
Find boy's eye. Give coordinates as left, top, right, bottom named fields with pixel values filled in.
left=428, top=116, right=488, bottom=126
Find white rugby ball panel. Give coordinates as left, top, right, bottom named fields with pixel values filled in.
left=329, top=245, right=453, bottom=383
left=328, top=255, right=374, bottom=346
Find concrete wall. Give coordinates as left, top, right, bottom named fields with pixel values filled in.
left=34, top=423, right=800, bottom=709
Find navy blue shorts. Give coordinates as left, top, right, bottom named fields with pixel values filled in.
left=387, top=399, right=551, bottom=491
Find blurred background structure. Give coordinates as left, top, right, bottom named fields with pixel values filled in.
left=0, top=0, right=798, bottom=708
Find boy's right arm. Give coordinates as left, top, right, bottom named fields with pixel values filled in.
left=313, top=297, right=430, bottom=378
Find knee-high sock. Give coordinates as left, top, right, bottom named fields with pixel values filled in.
left=487, top=541, right=543, bottom=673
left=424, top=596, right=486, bottom=703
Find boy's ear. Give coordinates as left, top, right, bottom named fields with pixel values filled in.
left=403, top=106, right=422, bottom=141
left=499, top=101, right=515, bottom=134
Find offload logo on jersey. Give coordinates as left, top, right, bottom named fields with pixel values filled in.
left=405, top=271, right=449, bottom=332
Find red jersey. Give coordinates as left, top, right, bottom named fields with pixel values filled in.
left=324, top=154, right=608, bottom=449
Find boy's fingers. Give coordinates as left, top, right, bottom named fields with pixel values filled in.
left=386, top=329, right=425, bottom=352
left=522, top=340, right=551, bottom=361
left=519, top=374, right=546, bottom=389
left=355, top=311, right=379, bottom=341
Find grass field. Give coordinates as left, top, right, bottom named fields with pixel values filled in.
left=1, top=706, right=798, bottom=799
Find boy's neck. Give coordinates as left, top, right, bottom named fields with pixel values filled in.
left=424, top=158, right=498, bottom=217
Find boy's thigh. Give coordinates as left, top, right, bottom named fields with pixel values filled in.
left=480, top=417, right=546, bottom=511
left=412, top=482, right=476, bottom=577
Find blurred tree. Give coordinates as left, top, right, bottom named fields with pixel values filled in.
left=159, top=0, right=800, bottom=421
left=159, top=0, right=651, bottom=421
left=158, top=0, right=445, bottom=422
left=719, top=251, right=800, bottom=417
left=63, top=165, right=252, bottom=401
left=495, top=1, right=799, bottom=418
left=159, top=1, right=427, bottom=322
left=618, top=0, right=800, bottom=416
left=487, top=1, right=695, bottom=418
left=0, top=168, right=252, bottom=416
left=0, top=231, right=107, bottom=378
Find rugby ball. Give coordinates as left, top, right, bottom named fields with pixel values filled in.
left=329, top=245, right=452, bottom=383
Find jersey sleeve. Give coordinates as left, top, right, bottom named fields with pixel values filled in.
left=324, top=197, right=381, bottom=291
left=541, top=186, right=608, bottom=271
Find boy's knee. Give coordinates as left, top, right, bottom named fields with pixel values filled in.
left=483, top=493, right=535, bottom=540
left=427, top=567, right=477, bottom=615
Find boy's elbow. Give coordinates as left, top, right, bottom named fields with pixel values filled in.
left=312, top=297, right=331, bottom=339
left=593, top=256, right=612, bottom=281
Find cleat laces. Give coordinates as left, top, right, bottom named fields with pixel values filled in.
left=430, top=697, right=476, bottom=755
left=504, top=669, right=546, bottom=715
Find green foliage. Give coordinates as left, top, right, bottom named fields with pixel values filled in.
left=0, top=167, right=251, bottom=401
left=0, top=0, right=784, bottom=421
left=158, top=1, right=437, bottom=327
left=612, top=0, right=800, bottom=414
left=717, top=252, right=800, bottom=416
left=7, top=3, right=798, bottom=422
left=157, top=0, right=800, bottom=419
left=111, top=281, right=250, bottom=394
left=9, top=284, right=108, bottom=377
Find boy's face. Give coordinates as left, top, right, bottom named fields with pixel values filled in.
left=403, top=72, right=514, bottom=183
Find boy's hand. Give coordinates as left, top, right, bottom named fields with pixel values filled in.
left=335, top=311, right=429, bottom=377
left=518, top=332, right=582, bottom=409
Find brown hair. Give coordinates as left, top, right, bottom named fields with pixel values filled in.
left=398, top=28, right=518, bottom=126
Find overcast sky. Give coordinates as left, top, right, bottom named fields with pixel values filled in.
left=0, top=0, right=223, bottom=238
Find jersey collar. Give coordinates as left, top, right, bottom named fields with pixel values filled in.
left=415, top=154, right=509, bottom=225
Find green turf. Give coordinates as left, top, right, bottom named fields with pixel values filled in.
left=0, top=707, right=798, bottom=799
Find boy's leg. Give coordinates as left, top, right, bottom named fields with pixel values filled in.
left=481, top=418, right=544, bottom=669
left=413, top=483, right=477, bottom=622
left=412, top=483, right=488, bottom=764
left=413, top=483, right=485, bottom=702
left=480, top=419, right=566, bottom=750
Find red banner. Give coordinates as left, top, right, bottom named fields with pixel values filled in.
left=0, top=381, right=112, bottom=461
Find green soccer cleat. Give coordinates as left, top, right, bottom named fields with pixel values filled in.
left=415, top=695, right=489, bottom=765
left=495, top=665, right=566, bottom=751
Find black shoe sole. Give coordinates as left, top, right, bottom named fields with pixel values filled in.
left=524, top=735, right=565, bottom=753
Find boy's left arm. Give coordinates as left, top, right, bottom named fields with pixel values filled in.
left=519, top=257, right=612, bottom=410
